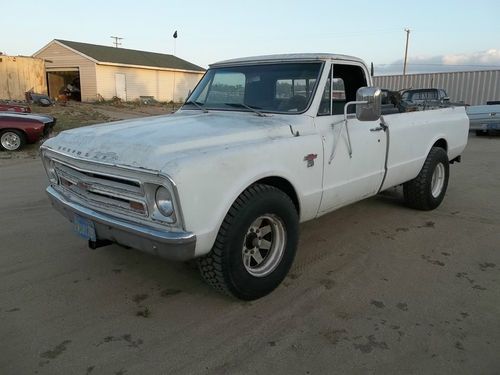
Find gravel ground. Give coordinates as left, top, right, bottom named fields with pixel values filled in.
left=0, top=134, right=499, bottom=375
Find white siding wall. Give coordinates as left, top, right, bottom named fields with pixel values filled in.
left=172, top=72, right=204, bottom=102
left=34, top=42, right=97, bottom=101
left=95, top=65, right=203, bottom=102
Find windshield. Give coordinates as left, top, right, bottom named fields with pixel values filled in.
left=184, top=62, right=322, bottom=114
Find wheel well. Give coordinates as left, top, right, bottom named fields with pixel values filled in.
left=255, top=176, right=300, bottom=215
left=432, top=138, right=447, bottom=151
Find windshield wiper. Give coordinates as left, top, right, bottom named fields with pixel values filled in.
left=184, top=100, right=208, bottom=113
left=224, top=102, right=266, bottom=117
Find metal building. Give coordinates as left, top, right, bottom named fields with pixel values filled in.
left=373, top=70, right=500, bottom=106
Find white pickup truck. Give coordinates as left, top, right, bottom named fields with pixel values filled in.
left=41, top=54, right=469, bottom=300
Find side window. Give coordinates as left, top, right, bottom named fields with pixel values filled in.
left=206, top=72, right=245, bottom=104
left=332, top=64, right=367, bottom=114
left=332, top=78, right=346, bottom=115
left=317, top=68, right=332, bottom=116
left=317, top=65, right=367, bottom=116
left=427, top=90, right=438, bottom=100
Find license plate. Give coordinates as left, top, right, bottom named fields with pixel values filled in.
left=73, top=215, right=96, bottom=241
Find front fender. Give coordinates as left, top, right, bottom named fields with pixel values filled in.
left=166, top=134, right=323, bottom=256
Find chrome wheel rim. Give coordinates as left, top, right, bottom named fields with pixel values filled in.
left=1, top=132, right=21, bottom=151
left=431, top=162, right=445, bottom=198
left=242, top=214, right=286, bottom=277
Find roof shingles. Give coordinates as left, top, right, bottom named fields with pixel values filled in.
left=55, top=39, right=205, bottom=72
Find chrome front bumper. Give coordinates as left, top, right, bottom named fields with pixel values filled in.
left=47, top=186, right=196, bottom=261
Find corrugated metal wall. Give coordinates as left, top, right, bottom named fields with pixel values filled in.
left=0, top=56, right=47, bottom=100
left=373, top=70, right=500, bottom=106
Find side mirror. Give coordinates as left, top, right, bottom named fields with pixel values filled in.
left=442, top=96, right=450, bottom=102
left=356, top=87, right=382, bottom=121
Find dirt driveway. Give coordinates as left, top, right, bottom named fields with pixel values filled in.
left=0, top=135, right=499, bottom=374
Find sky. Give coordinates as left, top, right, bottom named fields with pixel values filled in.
left=2, top=0, right=500, bottom=75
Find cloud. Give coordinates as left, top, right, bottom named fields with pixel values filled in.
left=442, top=49, right=500, bottom=65
left=375, top=49, right=500, bottom=75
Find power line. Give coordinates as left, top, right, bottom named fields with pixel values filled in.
left=110, top=36, right=123, bottom=48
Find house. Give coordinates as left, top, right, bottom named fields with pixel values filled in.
left=33, top=39, right=205, bottom=102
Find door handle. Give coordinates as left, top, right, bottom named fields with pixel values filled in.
left=370, top=126, right=384, bottom=132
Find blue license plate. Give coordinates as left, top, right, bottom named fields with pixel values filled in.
left=73, top=215, right=96, bottom=241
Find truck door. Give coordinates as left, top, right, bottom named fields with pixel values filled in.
left=315, top=62, right=387, bottom=215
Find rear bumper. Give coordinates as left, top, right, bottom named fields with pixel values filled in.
left=469, top=122, right=500, bottom=131
left=47, top=186, right=196, bottom=261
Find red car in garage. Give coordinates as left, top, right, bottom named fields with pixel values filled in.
left=0, top=113, right=56, bottom=151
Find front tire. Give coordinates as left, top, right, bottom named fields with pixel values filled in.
left=404, top=147, right=449, bottom=210
left=0, top=130, right=26, bottom=151
left=197, top=184, right=299, bottom=300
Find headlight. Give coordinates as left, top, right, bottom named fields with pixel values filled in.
left=155, top=186, right=175, bottom=220
left=43, top=157, right=58, bottom=184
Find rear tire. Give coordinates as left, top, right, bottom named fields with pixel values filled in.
left=0, top=130, right=26, bottom=151
left=403, top=147, right=449, bottom=211
left=197, top=184, right=299, bottom=300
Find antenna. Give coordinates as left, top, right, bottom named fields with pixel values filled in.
left=110, top=36, right=123, bottom=48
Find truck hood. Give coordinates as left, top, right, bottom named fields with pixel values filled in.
left=42, top=110, right=298, bottom=172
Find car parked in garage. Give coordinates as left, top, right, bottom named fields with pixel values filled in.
left=0, top=112, right=56, bottom=151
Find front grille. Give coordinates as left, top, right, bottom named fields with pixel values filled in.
left=53, top=159, right=148, bottom=217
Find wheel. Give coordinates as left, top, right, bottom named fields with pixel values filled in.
left=0, top=130, right=26, bottom=151
left=403, top=147, right=449, bottom=211
left=197, top=184, right=299, bottom=300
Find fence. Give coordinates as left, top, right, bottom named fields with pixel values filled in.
left=0, top=55, right=47, bottom=100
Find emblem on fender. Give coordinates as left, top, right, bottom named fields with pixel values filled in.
left=303, top=153, right=318, bottom=167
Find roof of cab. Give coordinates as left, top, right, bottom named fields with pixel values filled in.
left=211, top=53, right=365, bottom=67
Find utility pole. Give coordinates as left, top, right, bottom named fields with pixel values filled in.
left=403, top=28, right=410, bottom=76
left=110, top=36, right=123, bottom=48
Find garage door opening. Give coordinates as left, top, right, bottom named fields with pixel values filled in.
left=47, top=69, right=81, bottom=101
